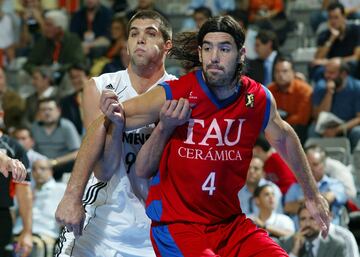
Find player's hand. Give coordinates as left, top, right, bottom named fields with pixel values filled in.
left=305, top=194, right=330, bottom=238
left=0, top=157, right=27, bottom=182
left=55, top=193, right=86, bottom=238
left=15, top=230, right=33, bottom=257
left=100, top=89, right=124, bottom=127
left=159, top=98, right=191, bottom=131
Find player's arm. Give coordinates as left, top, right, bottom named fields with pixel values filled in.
left=135, top=99, right=191, bottom=178
left=15, top=183, right=33, bottom=257
left=264, top=92, right=330, bottom=237
left=55, top=79, right=109, bottom=237
left=101, top=86, right=167, bottom=131
left=0, top=152, right=27, bottom=182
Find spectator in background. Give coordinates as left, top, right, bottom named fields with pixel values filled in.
left=15, top=0, right=45, bottom=57
left=187, top=0, right=235, bottom=15
left=24, top=10, right=85, bottom=85
left=311, top=0, right=360, bottom=34
left=13, top=126, right=47, bottom=170
left=0, top=0, right=16, bottom=68
left=285, top=145, right=348, bottom=225
left=0, top=97, right=32, bottom=257
left=249, top=184, right=295, bottom=238
left=0, top=67, right=25, bottom=130
left=278, top=203, right=346, bottom=257
left=60, top=64, right=89, bottom=136
left=126, top=0, right=167, bottom=21
left=13, top=159, right=66, bottom=257
left=25, top=67, right=58, bottom=124
left=312, top=2, right=360, bottom=80
left=244, top=0, right=293, bottom=45
left=31, top=97, right=80, bottom=180
left=238, top=156, right=283, bottom=216
left=268, top=57, right=313, bottom=144
left=246, top=30, right=281, bottom=87
left=228, top=9, right=258, bottom=60
left=181, top=7, right=212, bottom=36
left=100, top=15, right=129, bottom=75
left=309, top=58, right=360, bottom=150
left=70, top=0, right=112, bottom=59
left=253, top=134, right=297, bottom=195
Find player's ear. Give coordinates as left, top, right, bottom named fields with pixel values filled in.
left=238, top=46, right=246, bottom=63
left=164, top=39, right=173, bottom=54
left=198, top=46, right=202, bottom=63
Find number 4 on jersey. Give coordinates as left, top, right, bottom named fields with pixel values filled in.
left=202, top=172, right=216, bottom=195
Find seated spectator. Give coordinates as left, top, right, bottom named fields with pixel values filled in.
left=126, top=0, right=167, bottom=21
left=311, top=0, right=360, bottom=34
left=187, top=0, right=235, bottom=15
left=311, top=2, right=360, bottom=80
left=245, top=0, right=294, bottom=45
left=249, top=184, right=295, bottom=238
left=309, top=58, right=360, bottom=150
left=0, top=2, right=16, bottom=68
left=60, top=64, right=89, bottom=136
left=96, top=15, right=129, bottom=75
left=15, top=0, right=45, bottom=57
left=31, top=97, right=81, bottom=180
left=13, top=159, right=66, bottom=257
left=238, top=156, right=283, bottom=216
left=182, top=6, right=212, bottom=32
left=25, top=67, right=58, bottom=123
left=268, top=57, right=313, bottom=144
left=329, top=223, right=359, bottom=257
left=23, top=10, right=85, bottom=85
left=253, top=135, right=297, bottom=195
left=0, top=67, right=25, bottom=130
left=70, top=0, right=112, bottom=59
left=278, top=203, right=347, bottom=257
left=246, top=30, right=281, bottom=87
left=12, top=126, right=47, bottom=171
left=285, top=145, right=348, bottom=225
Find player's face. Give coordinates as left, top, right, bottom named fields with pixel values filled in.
left=199, top=32, right=240, bottom=88
left=256, top=186, right=276, bottom=210
left=299, top=208, right=321, bottom=239
left=127, top=18, right=171, bottom=68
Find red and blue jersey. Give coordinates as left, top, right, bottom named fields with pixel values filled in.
left=146, top=70, right=271, bottom=225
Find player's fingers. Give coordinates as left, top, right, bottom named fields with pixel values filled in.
left=173, top=98, right=185, bottom=117
left=167, top=100, right=178, bottom=115
left=15, top=160, right=26, bottom=182
left=179, top=99, right=191, bottom=121
left=161, top=100, right=171, bottom=114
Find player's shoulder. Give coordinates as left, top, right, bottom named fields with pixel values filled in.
left=92, top=70, right=129, bottom=92
left=240, top=75, right=263, bottom=92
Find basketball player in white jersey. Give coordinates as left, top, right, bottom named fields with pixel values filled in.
left=54, top=11, right=176, bottom=257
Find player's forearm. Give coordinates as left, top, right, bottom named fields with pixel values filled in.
left=135, top=122, right=174, bottom=178
left=16, top=184, right=33, bottom=233
left=273, top=125, right=319, bottom=200
left=94, top=122, right=123, bottom=181
left=63, top=115, right=108, bottom=200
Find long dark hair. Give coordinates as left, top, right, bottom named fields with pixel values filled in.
left=169, top=16, right=246, bottom=75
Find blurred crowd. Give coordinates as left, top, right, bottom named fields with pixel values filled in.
left=0, top=0, right=359, bottom=256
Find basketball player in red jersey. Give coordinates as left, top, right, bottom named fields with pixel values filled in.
left=73, top=15, right=330, bottom=256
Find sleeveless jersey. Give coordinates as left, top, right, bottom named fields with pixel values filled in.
left=146, top=70, right=271, bottom=225
left=82, top=70, right=176, bottom=250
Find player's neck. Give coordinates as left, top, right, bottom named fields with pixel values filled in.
left=128, top=63, right=166, bottom=94
left=208, top=79, right=239, bottom=100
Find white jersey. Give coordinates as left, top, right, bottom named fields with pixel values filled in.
left=56, top=70, right=176, bottom=257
